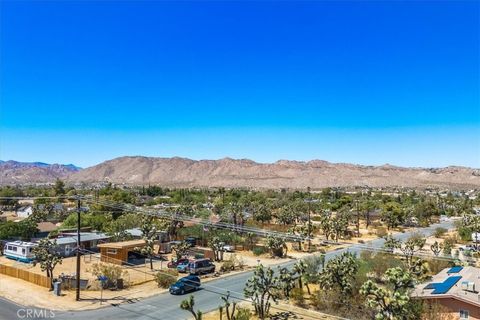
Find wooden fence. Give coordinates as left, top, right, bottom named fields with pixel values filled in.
left=0, top=264, right=51, bottom=288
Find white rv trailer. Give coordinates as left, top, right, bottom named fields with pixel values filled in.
left=4, top=241, right=37, bottom=262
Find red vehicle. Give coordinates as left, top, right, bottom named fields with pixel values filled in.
left=167, top=258, right=189, bottom=268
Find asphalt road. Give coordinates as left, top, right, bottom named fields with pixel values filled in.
left=0, top=220, right=455, bottom=320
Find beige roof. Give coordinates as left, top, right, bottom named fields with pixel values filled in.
left=98, top=239, right=146, bottom=249
left=37, top=222, right=57, bottom=233
left=412, top=266, right=480, bottom=307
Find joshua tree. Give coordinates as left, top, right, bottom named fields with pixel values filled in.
left=244, top=264, right=280, bottom=320
left=360, top=267, right=416, bottom=320
left=219, top=292, right=237, bottom=320
left=32, top=239, right=63, bottom=290
left=318, top=251, right=358, bottom=302
left=171, top=240, right=191, bottom=261
left=265, top=234, right=287, bottom=258
left=430, top=241, right=442, bottom=256
left=208, top=236, right=224, bottom=261
left=138, top=215, right=157, bottom=269
left=180, top=295, right=202, bottom=320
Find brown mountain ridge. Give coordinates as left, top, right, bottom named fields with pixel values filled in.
left=2, top=156, right=479, bottom=188
left=64, top=156, right=480, bottom=189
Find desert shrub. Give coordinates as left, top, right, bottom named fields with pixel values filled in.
left=375, top=227, right=388, bottom=238
left=235, top=307, right=252, bottom=320
left=290, top=288, right=305, bottom=306
left=252, top=246, right=266, bottom=256
left=90, top=263, right=128, bottom=288
left=154, top=269, right=178, bottom=288
left=443, top=237, right=456, bottom=255
left=434, top=227, right=447, bottom=238
left=426, top=258, right=453, bottom=275
left=457, top=226, right=473, bottom=242
left=220, top=260, right=235, bottom=272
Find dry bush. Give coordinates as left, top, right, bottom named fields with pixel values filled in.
left=155, top=269, right=178, bottom=288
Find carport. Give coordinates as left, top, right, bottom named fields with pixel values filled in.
left=98, top=240, right=146, bottom=265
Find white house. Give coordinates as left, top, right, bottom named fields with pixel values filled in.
left=16, top=206, right=33, bottom=218
left=472, top=232, right=480, bottom=243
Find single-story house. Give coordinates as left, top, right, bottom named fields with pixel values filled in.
left=125, top=228, right=168, bottom=242
left=53, top=232, right=110, bottom=257
left=16, top=206, right=33, bottom=218
left=34, top=222, right=58, bottom=239
left=412, top=266, right=480, bottom=320
left=98, top=239, right=146, bottom=265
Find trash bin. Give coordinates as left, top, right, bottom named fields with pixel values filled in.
left=116, top=278, right=124, bottom=290
left=53, top=281, right=61, bottom=296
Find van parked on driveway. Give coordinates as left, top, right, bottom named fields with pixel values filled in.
left=188, top=258, right=215, bottom=275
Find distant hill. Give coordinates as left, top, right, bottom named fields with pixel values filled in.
left=66, top=156, right=480, bottom=189
left=0, top=160, right=81, bottom=184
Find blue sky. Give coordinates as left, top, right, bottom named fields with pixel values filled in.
left=1, top=1, right=479, bottom=168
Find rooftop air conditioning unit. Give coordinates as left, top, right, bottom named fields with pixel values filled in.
left=461, top=281, right=476, bottom=292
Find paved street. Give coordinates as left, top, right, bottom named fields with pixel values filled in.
left=0, top=220, right=455, bottom=320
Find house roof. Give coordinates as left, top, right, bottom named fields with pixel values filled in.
left=16, top=206, right=32, bottom=212
left=54, top=233, right=110, bottom=246
left=36, top=222, right=57, bottom=233
left=98, top=239, right=146, bottom=249
left=125, top=228, right=143, bottom=237
left=413, top=266, right=480, bottom=307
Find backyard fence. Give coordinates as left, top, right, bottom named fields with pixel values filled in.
left=0, top=264, right=51, bottom=288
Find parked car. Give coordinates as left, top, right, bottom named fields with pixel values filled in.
left=185, top=237, right=197, bottom=247
left=459, top=244, right=479, bottom=252
left=169, top=275, right=201, bottom=295
left=221, top=244, right=235, bottom=252
left=167, top=258, right=189, bottom=268
left=177, top=260, right=191, bottom=273
left=188, top=258, right=215, bottom=275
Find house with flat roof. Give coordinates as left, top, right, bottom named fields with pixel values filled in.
left=53, top=232, right=110, bottom=257
left=412, top=266, right=480, bottom=320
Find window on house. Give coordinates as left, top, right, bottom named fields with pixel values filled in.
left=107, top=249, right=117, bottom=255
left=460, top=310, right=469, bottom=320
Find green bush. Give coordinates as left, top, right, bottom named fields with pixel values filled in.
left=154, top=269, right=178, bottom=288
left=290, top=287, right=305, bottom=306
left=252, top=246, right=266, bottom=256
left=434, top=227, right=447, bottom=238
left=90, top=263, right=129, bottom=288
left=235, top=307, right=252, bottom=320
left=220, top=260, right=235, bottom=272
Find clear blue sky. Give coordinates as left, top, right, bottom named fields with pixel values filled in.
left=1, top=1, right=479, bottom=168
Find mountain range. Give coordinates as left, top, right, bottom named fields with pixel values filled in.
left=2, top=157, right=479, bottom=189
left=0, top=160, right=81, bottom=185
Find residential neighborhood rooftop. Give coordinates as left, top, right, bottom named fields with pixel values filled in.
left=54, top=232, right=110, bottom=246
left=413, top=266, right=480, bottom=307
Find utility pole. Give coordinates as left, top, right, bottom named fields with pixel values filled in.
left=306, top=187, right=312, bottom=251
left=76, top=197, right=81, bottom=301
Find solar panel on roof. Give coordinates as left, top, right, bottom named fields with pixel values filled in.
left=447, top=266, right=463, bottom=273
left=431, top=276, right=462, bottom=294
